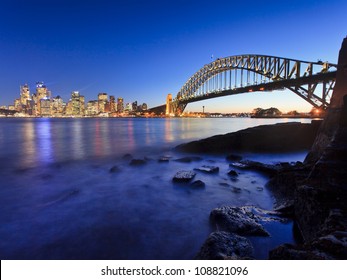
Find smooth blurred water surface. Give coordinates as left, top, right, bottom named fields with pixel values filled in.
left=0, top=117, right=311, bottom=259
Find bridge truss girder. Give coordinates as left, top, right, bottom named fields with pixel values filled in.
left=171, top=55, right=337, bottom=115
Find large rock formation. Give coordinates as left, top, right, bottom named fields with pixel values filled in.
left=270, top=37, right=347, bottom=259
left=305, top=37, right=347, bottom=164
left=176, top=122, right=320, bottom=154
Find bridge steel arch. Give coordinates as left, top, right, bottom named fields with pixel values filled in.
left=170, top=55, right=337, bottom=115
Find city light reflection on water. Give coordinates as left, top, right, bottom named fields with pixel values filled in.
left=0, top=117, right=312, bottom=170
left=0, top=117, right=312, bottom=259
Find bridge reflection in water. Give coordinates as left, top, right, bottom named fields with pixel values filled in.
left=165, top=55, right=337, bottom=115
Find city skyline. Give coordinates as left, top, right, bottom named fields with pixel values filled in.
left=1, top=0, right=347, bottom=113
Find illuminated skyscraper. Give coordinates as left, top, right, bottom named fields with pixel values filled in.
left=86, top=100, right=98, bottom=116
left=98, top=93, right=108, bottom=113
left=71, top=91, right=85, bottom=116
left=20, top=84, right=30, bottom=107
left=34, top=82, right=51, bottom=116
left=109, top=95, right=116, bottom=113
left=117, top=97, right=124, bottom=113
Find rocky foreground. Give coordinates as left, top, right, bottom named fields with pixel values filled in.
left=182, top=37, right=347, bottom=259
left=177, top=116, right=347, bottom=259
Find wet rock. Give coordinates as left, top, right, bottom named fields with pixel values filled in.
left=227, top=170, right=239, bottom=177
left=174, top=156, right=202, bottom=163
left=226, top=154, right=243, bottom=162
left=313, top=231, right=347, bottom=259
left=109, top=165, right=120, bottom=173
left=256, top=186, right=264, bottom=191
left=172, top=170, right=196, bottom=182
left=219, top=182, right=230, bottom=187
left=231, top=187, right=242, bottom=193
left=122, top=153, right=133, bottom=160
left=195, top=231, right=254, bottom=260
left=236, top=160, right=280, bottom=176
left=194, top=165, right=219, bottom=173
left=273, top=200, right=295, bottom=217
left=210, top=206, right=270, bottom=236
left=190, top=180, right=205, bottom=188
left=269, top=244, right=329, bottom=260
left=158, top=156, right=170, bottom=163
left=175, top=122, right=319, bottom=154
left=129, top=159, right=146, bottom=166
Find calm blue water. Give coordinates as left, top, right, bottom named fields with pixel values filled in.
left=0, top=117, right=311, bottom=259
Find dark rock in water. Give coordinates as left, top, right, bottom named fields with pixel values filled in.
left=194, top=165, right=219, bottom=173
left=122, top=153, right=133, bottom=160
left=236, top=160, right=280, bottom=176
left=226, top=154, right=243, bottom=162
left=265, top=162, right=310, bottom=206
left=312, top=231, right=347, bottom=259
left=190, top=180, right=205, bottom=188
left=158, top=156, right=170, bottom=163
left=269, top=229, right=347, bottom=260
left=195, top=231, right=254, bottom=260
left=172, top=170, right=196, bottom=182
left=219, top=182, right=231, bottom=187
left=256, top=186, right=264, bottom=191
left=174, top=156, right=202, bottom=163
left=109, top=165, right=120, bottom=173
left=231, top=186, right=242, bottom=193
left=273, top=201, right=295, bottom=217
left=175, top=122, right=319, bottom=154
left=129, top=159, right=146, bottom=166
left=227, top=170, right=239, bottom=177
left=210, top=206, right=270, bottom=236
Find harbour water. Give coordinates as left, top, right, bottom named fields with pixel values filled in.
left=0, top=117, right=312, bottom=259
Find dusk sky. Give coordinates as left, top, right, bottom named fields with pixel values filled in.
left=1, top=0, right=346, bottom=113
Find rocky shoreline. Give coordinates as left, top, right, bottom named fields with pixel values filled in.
left=175, top=121, right=321, bottom=154
left=174, top=118, right=347, bottom=259
left=176, top=37, right=347, bottom=260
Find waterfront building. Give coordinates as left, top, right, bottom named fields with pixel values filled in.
left=141, top=103, right=148, bottom=111
left=40, top=98, right=51, bottom=117
left=86, top=100, right=98, bottom=116
left=109, top=95, right=116, bottom=113
left=51, top=96, right=64, bottom=116
left=132, top=101, right=138, bottom=112
left=117, top=97, right=124, bottom=113
left=125, top=102, right=132, bottom=112
left=35, top=82, right=51, bottom=116
left=14, top=98, right=21, bottom=111
left=71, top=91, right=85, bottom=116
left=98, top=93, right=108, bottom=113
left=20, top=84, right=30, bottom=109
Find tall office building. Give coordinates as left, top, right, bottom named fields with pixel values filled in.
left=86, top=100, right=98, bottom=116
left=117, top=97, right=124, bottom=113
left=51, top=96, right=64, bottom=116
left=71, top=91, right=85, bottom=116
left=98, top=93, right=108, bottom=113
left=20, top=84, right=30, bottom=107
left=35, top=82, right=51, bottom=116
left=109, top=95, right=116, bottom=113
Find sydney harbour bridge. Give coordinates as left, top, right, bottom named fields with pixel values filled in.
left=160, top=55, right=337, bottom=115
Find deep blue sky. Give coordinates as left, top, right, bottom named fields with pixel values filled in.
left=0, top=0, right=346, bottom=112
